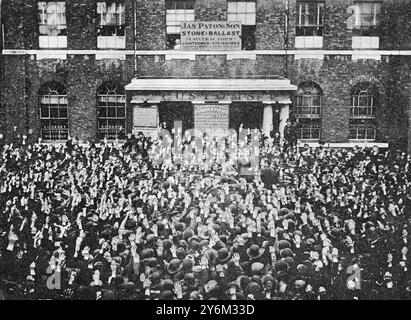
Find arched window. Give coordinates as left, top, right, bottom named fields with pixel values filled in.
left=349, top=82, right=378, bottom=140
left=350, top=82, right=377, bottom=117
left=39, top=81, right=68, bottom=140
left=294, top=82, right=322, bottom=140
left=97, top=82, right=126, bottom=140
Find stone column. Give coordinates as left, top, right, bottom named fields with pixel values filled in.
left=262, top=104, right=273, bottom=137
left=279, top=104, right=290, bottom=139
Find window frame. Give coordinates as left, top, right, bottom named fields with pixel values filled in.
left=350, top=82, right=378, bottom=119
left=227, top=1, right=257, bottom=50
left=349, top=119, right=377, bottom=140
left=39, top=82, right=69, bottom=141
left=97, top=1, right=126, bottom=49
left=165, top=0, right=195, bottom=49
left=296, top=1, right=325, bottom=37
left=295, top=83, right=323, bottom=119
left=227, top=1, right=256, bottom=26
left=351, top=1, right=381, bottom=36
left=97, top=82, right=126, bottom=141
left=38, top=1, right=67, bottom=48
left=298, top=118, right=322, bottom=140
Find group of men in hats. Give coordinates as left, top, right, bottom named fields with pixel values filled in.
left=0, top=130, right=410, bottom=300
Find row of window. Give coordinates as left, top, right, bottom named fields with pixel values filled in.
left=294, top=82, right=378, bottom=140
left=36, top=1, right=382, bottom=50
left=38, top=80, right=379, bottom=142
left=39, top=81, right=126, bottom=140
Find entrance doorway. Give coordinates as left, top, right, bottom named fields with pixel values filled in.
left=158, top=102, right=194, bottom=134
left=229, top=102, right=264, bottom=132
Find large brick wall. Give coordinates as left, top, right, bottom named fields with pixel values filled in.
left=288, top=55, right=411, bottom=144
left=322, top=0, right=353, bottom=50
left=135, top=0, right=167, bottom=50
left=1, top=55, right=135, bottom=142
left=2, top=55, right=27, bottom=136
left=2, top=53, right=408, bottom=143
left=67, top=1, right=97, bottom=50
left=0, top=0, right=411, bottom=148
left=380, top=0, right=411, bottom=50
left=2, top=0, right=411, bottom=50
left=2, top=0, right=37, bottom=49
left=256, top=0, right=289, bottom=50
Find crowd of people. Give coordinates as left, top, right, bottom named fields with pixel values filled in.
left=0, top=128, right=410, bottom=300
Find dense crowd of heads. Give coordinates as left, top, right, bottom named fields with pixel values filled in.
left=0, top=130, right=410, bottom=300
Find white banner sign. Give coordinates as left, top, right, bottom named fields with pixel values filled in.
left=181, top=21, right=242, bottom=51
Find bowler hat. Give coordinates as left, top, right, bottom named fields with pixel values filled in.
left=246, top=245, right=265, bottom=260
left=167, top=259, right=183, bottom=275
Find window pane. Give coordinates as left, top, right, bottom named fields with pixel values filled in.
left=49, top=107, right=58, bottom=118
left=357, top=128, right=366, bottom=139
left=237, top=2, right=246, bottom=12
left=117, top=107, right=125, bottom=118
left=242, top=26, right=256, bottom=50
left=358, top=2, right=381, bottom=27
left=312, top=95, right=321, bottom=106
left=246, top=2, right=256, bottom=13
left=107, top=108, right=116, bottom=118
left=176, top=13, right=186, bottom=21
left=227, top=2, right=237, bottom=12
left=245, top=14, right=256, bottom=25
left=296, top=1, right=324, bottom=30
left=186, top=13, right=195, bottom=21
left=117, top=26, right=125, bottom=36
left=227, top=13, right=237, bottom=21
left=99, top=1, right=125, bottom=26
left=307, top=3, right=317, bottom=25
left=59, top=107, right=67, bottom=118
left=318, top=4, right=324, bottom=25
left=349, top=129, right=356, bottom=139
left=99, top=107, right=108, bottom=118
left=41, top=107, right=49, bottom=118
left=296, top=96, right=304, bottom=107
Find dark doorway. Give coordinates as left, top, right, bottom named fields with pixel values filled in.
left=159, top=102, right=194, bottom=134
left=229, top=102, right=264, bottom=132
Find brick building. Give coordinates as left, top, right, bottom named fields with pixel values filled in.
left=1, top=0, right=411, bottom=151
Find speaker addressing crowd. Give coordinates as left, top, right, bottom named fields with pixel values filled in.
left=0, top=125, right=410, bottom=300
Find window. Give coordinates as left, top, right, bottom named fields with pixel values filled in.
left=97, top=82, right=126, bottom=140
left=349, top=1, right=381, bottom=36
left=299, top=119, right=321, bottom=140
left=296, top=1, right=325, bottom=37
left=295, top=82, right=322, bottom=140
left=350, top=82, right=377, bottom=118
left=349, top=119, right=376, bottom=140
left=227, top=1, right=256, bottom=50
left=166, top=0, right=195, bottom=49
left=38, top=2, right=67, bottom=48
left=97, top=2, right=126, bottom=48
left=39, top=82, right=68, bottom=141
left=349, top=82, right=378, bottom=140
left=295, top=82, right=322, bottom=118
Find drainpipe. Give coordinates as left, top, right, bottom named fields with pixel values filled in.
left=133, top=0, right=138, bottom=77
left=408, top=84, right=411, bottom=154
left=284, top=0, right=289, bottom=79
left=0, top=0, right=3, bottom=140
